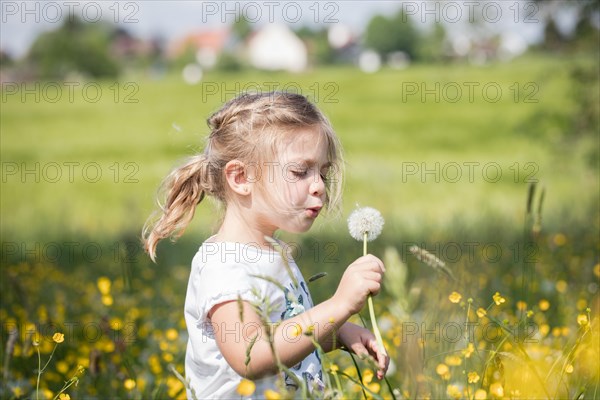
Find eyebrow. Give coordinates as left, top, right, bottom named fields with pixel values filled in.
left=294, top=160, right=331, bottom=169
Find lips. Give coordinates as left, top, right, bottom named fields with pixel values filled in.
left=306, top=205, right=322, bottom=218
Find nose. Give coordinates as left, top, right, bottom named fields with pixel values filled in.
left=310, top=172, right=325, bottom=197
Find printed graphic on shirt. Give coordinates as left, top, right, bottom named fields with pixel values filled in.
left=280, top=284, right=324, bottom=392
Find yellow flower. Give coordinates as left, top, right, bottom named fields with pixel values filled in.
left=474, top=389, right=487, bottom=400
left=236, top=379, right=256, bottom=397
left=329, top=364, right=339, bottom=375
left=565, top=364, right=574, bottom=374
left=538, top=299, right=550, bottom=311
left=444, top=355, right=462, bottom=366
left=289, top=323, right=302, bottom=338
left=435, top=363, right=449, bottom=376
left=448, top=291, right=462, bottom=303
left=97, top=277, right=111, bottom=295
left=11, top=386, right=24, bottom=397
left=476, top=308, right=487, bottom=318
left=553, top=233, right=567, bottom=246
left=362, top=369, right=374, bottom=385
left=166, top=328, right=179, bottom=341
left=101, top=295, right=113, bottom=306
left=110, top=317, right=123, bottom=330
left=577, top=314, right=589, bottom=326
left=58, top=394, right=70, bottom=400
left=264, top=389, right=281, bottom=400
left=552, top=327, right=561, bottom=337
left=124, top=378, right=136, bottom=390
left=489, top=382, right=504, bottom=398
left=52, top=332, right=65, bottom=344
left=56, top=361, right=69, bottom=374
left=361, top=368, right=381, bottom=393
left=446, top=384, right=461, bottom=399
left=166, top=376, right=184, bottom=398
left=366, top=382, right=381, bottom=394
left=462, top=343, right=475, bottom=358
left=493, top=292, right=505, bottom=306
left=468, top=371, right=480, bottom=383
left=516, top=301, right=527, bottom=311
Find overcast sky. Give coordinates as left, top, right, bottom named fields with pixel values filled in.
left=1, top=0, right=577, bottom=59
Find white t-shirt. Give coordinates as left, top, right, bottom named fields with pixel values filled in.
left=184, top=240, right=325, bottom=399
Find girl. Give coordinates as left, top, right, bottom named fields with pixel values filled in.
left=143, top=92, right=388, bottom=398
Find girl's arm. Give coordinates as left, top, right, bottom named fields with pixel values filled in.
left=209, top=254, right=385, bottom=380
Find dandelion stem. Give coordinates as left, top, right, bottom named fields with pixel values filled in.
left=363, top=232, right=386, bottom=357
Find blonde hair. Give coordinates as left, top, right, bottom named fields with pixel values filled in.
left=143, top=92, right=343, bottom=261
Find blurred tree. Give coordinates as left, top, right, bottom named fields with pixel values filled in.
left=295, top=27, right=335, bottom=65
left=216, top=51, right=244, bottom=71
left=0, top=50, right=14, bottom=67
left=534, top=0, right=600, bottom=52
left=231, top=15, right=253, bottom=41
left=28, top=16, right=120, bottom=79
left=364, top=11, right=420, bottom=60
left=416, top=23, right=447, bottom=62
left=542, top=19, right=570, bottom=51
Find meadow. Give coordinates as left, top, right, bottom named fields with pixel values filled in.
left=1, top=53, right=598, bottom=399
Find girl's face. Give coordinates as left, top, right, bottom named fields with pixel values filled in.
left=254, top=128, right=331, bottom=234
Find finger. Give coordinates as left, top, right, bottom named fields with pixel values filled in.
left=367, top=255, right=385, bottom=272
left=363, top=271, right=383, bottom=283
left=365, top=339, right=388, bottom=377
left=356, top=255, right=385, bottom=272
left=365, top=281, right=381, bottom=296
left=376, top=353, right=389, bottom=380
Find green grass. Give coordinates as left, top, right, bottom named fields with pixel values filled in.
left=1, top=54, right=597, bottom=242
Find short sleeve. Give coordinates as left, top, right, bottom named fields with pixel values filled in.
left=193, top=260, right=259, bottom=323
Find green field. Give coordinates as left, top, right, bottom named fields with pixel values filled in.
left=1, top=54, right=598, bottom=399
left=1, top=54, right=597, bottom=240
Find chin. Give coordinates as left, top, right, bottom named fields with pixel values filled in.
left=282, top=220, right=315, bottom=234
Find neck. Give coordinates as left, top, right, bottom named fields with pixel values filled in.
left=214, top=204, right=276, bottom=249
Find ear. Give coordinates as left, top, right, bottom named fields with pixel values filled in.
left=224, top=160, right=251, bottom=196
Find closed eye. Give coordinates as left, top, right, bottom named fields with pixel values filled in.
left=291, top=170, right=308, bottom=178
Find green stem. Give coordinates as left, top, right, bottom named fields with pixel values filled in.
left=363, top=232, right=386, bottom=356
left=333, top=370, right=343, bottom=395
left=52, top=377, right=79, bottom=400
left=36, top=343, right=59, bottom=400
left=36, top=345, right=41, bottom=400
left=349, top=353, right=368, bottom=400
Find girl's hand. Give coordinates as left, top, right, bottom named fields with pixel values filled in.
left=333, top=254, right=385, bottom=315
left=339, top=322, right=389, bottom=380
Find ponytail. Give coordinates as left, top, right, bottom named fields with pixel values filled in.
left=143, top=154, right=217, bottom=262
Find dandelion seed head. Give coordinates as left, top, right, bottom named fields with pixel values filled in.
left=347, top=206, right=384, bottom=241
